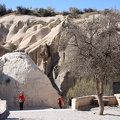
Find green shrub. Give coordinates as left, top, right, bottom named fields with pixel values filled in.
left=83, top=8, right=96, bottom=13
left=0, top=4, right=6, bottom=16
left=49, top=18, right=61, bottom=28
left=9, top=43, right=18, bottom=50
left=47, top=7, right=55, bottom=16
left=16, top=6, right=31, bottom=15
left=28, top=20, right=48, bottom=28
left=62, top=11, right=70, bottom=16
left=18, top=55, right=23, bottom=59
left=4, top=57, right=8, bottom=63
left=88, top=8, right=94, bottom=12
left=66, top=78, right=113, bottom=100
left=38, top=8, right=55, bottom=17
left=6, top=9, right=13, bottom=14
left=69, top=7, right=80, bottom=14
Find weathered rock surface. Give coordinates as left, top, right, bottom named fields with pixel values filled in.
left=0, top=46, right=10, bottom=57
left=0, top=14, right=96, bottom=95
left=0, top=52, right=59, bottom=108
left=1, top=13, right=119, bottom=97
left=0, top=14, right=64, bottom=85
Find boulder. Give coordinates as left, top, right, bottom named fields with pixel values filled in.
left=0, top=52, right=59, bottom=108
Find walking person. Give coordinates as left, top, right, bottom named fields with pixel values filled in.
left=18, top=91, right=25, bottom=110
left=58, top=96, right=63, bottom=109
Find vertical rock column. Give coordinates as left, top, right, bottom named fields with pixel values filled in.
left=0, top=59, right=4, bottom=76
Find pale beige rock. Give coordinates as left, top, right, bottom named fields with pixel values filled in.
left=0, top=52, right=60, bottom=108
left=0, top=15, right=64, bottom=49
left=0, top=15, right=64, bottom=74
left=18, top=26, right=51, bottom=50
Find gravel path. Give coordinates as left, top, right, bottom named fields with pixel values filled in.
left=6, top=106, right=120, bottom=120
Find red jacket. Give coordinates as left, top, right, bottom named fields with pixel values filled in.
left=59, top=97, right=63, bottom=105
left=18, top=95, right=25, bottom=102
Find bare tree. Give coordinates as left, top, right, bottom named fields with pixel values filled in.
left=60, top=10, right=120, bottom=115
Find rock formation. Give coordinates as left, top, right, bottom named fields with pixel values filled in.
left=0, top=14, right=64, bottom=85
left=0, top=14, right=93, bottom=96
left=0, top=52, right=59, bottom=108
left=1, top=12, right=119, bottom=97
left=0, top=46, right=10, bottom=57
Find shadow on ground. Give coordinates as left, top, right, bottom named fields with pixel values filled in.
left=105, top=113, right=120, bottom=117
left=5, top=118, right=19, bottom=120
left=8, top=106, right=53, bottom=111
left=78, top=105, right=98, bottom=111
left=1, top=110, right=10, bottom=120
left=79, top=105, right=120, bottom=118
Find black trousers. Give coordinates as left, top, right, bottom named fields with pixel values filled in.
left=58, top=104, right=62, bottom=109
left=19, top=102, right=24, bottom=110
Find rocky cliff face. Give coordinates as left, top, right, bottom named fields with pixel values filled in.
left=0, top=52, right=59, bottom=108
left=0, top=46, right=10, bottom=57
left=0, top=14, right=64, bottom=84
left=1, top=12, right=119, bottom=97
left=0, top=14, right=70, bottom=94
left=0, top=14, right=101, bottom=96
left=0, top=58, right=4, bottom=74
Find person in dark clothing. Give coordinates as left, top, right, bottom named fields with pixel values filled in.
left=68, top=97, right=73, bottom=108
left=18, top=92, right=25, bottom=110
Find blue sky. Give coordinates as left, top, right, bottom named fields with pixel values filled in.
left=0, top=0, right=120, bottom=11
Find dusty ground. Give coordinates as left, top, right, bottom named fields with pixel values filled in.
left=5, top=106, right=120, bottom=120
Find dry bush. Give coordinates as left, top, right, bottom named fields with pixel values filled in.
left=66, top=78, right=113, bottom=99
left=28, top=20, right=48, bottom=28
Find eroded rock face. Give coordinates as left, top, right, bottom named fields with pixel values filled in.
left=0, top=15, right=64, bottom=85
left=0, top=14, right=98, bottom=97
left=0, top=46, right=10, bottom=57
left=0, top=52, right=59, bottom=108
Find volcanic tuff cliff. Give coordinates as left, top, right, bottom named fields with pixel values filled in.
left=1, top=12, right=120, bottom=97
left=0, top=52, right=60, bottom=107
left=0, top=14, right=72, bottom=94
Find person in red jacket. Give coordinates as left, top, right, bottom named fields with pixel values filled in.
left=58, top=96, right=63, bottom=109
left=18, top=91, right=25, bottom=110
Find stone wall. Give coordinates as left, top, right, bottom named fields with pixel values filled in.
left=72, top=95, right=119, bottom=110
left=103, top=96, right=118, bottom=105
left=72, top=96, right=95, bottom=110
left=114, top=94, right=120, bottom=106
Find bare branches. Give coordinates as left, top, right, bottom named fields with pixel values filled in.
left=59, top=10, right=120, bottom=115
left=64, top=11, right=120, bottom=79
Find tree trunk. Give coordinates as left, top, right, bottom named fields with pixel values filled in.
left=96, top=80, right=104, bottom=115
